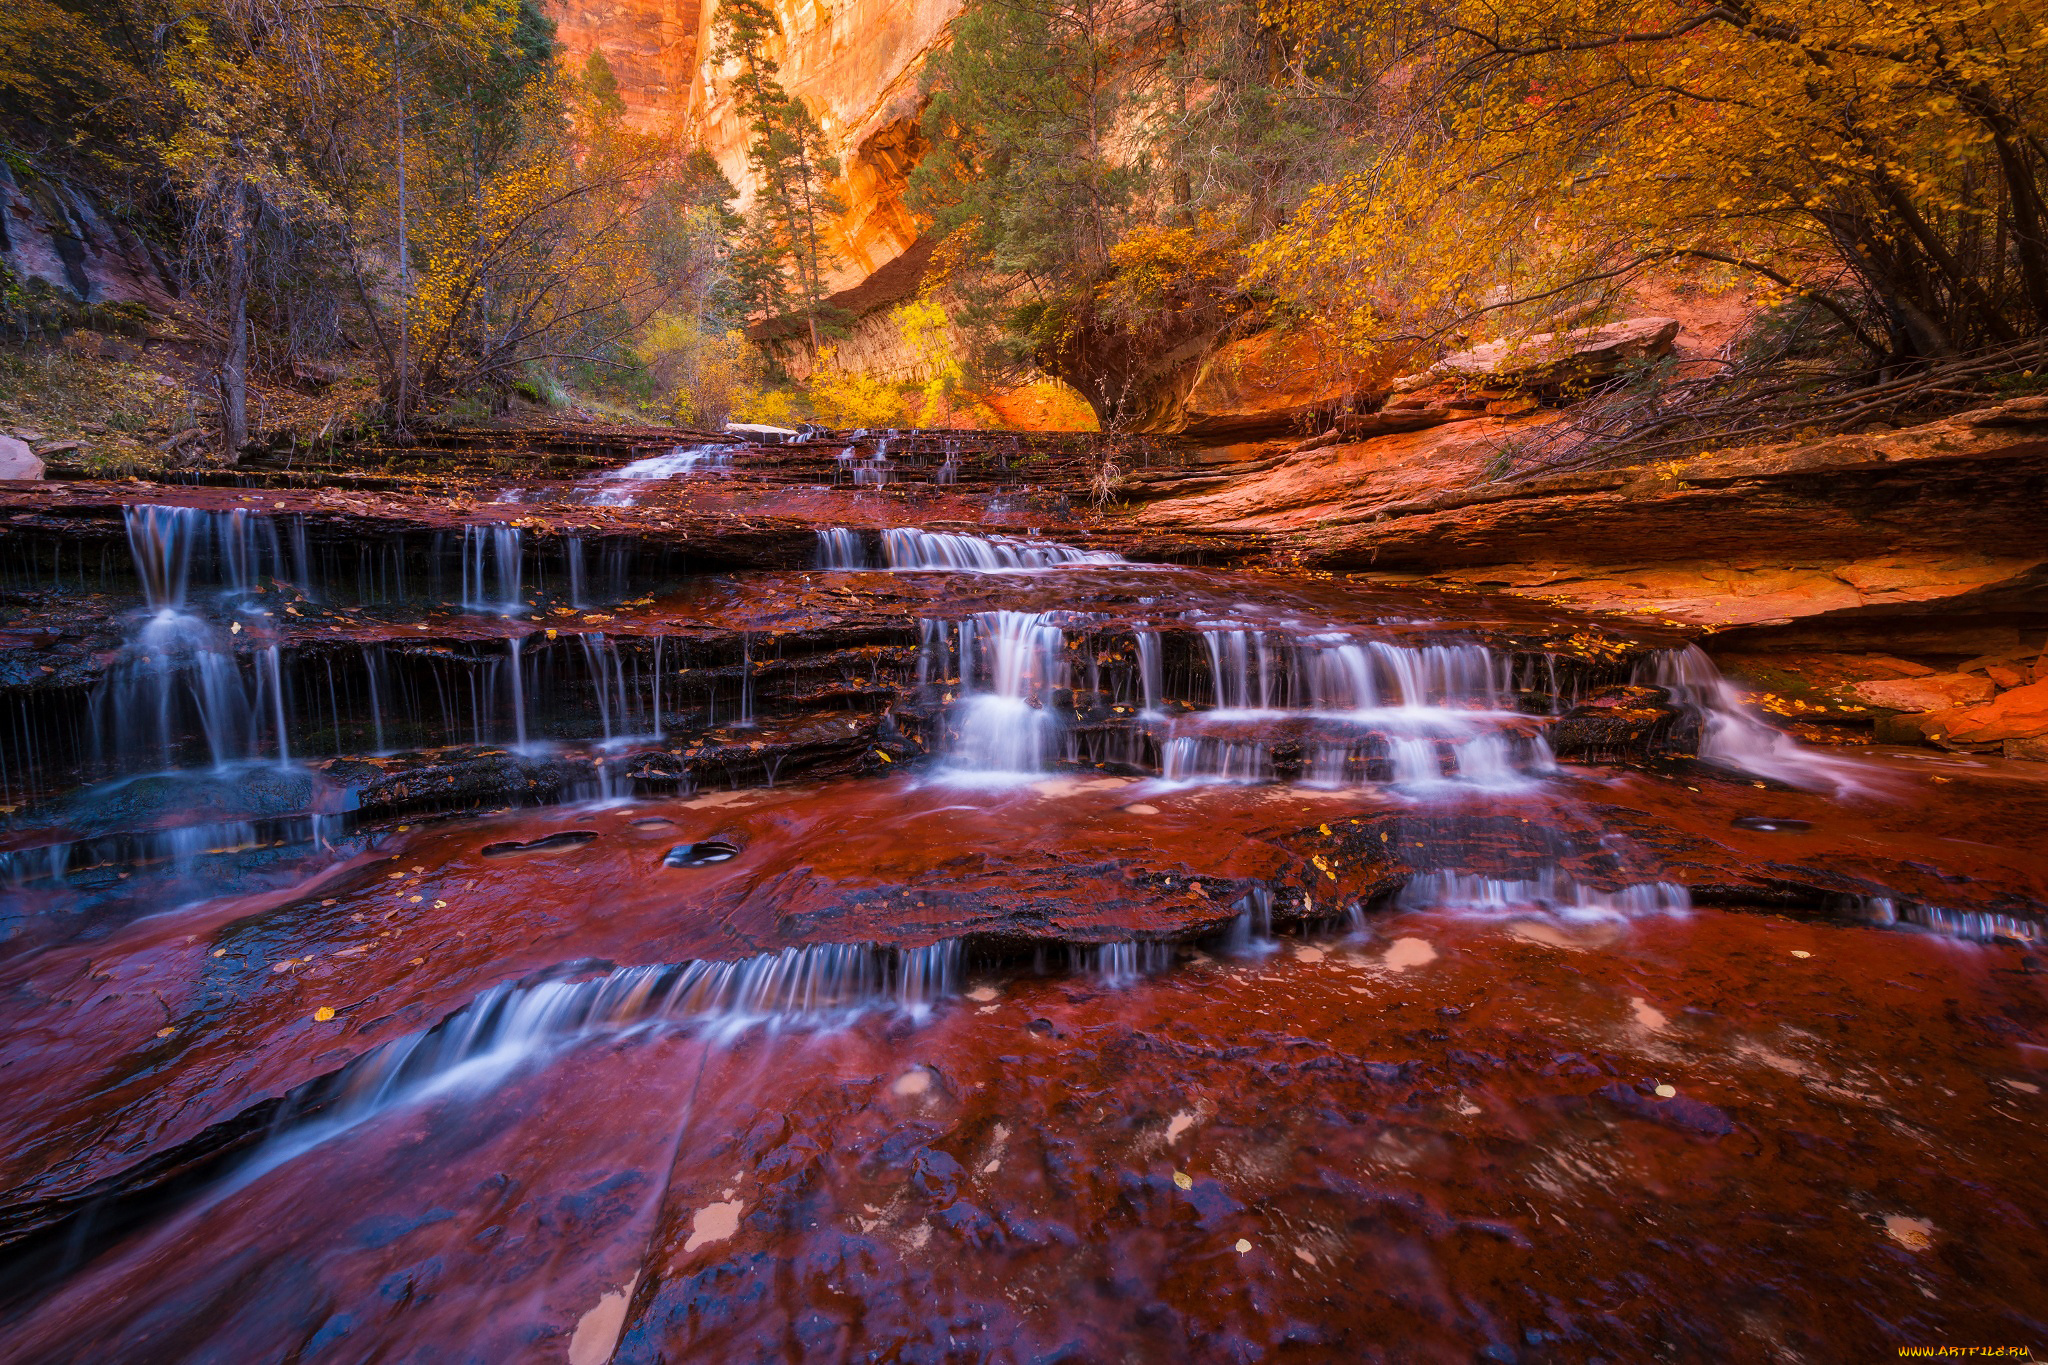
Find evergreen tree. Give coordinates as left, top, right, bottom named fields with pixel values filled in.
left=712, top=0, right=845, bottom=351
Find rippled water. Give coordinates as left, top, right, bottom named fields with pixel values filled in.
left=0, top=466, right=2041, bottom=1362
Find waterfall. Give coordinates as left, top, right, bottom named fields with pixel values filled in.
left=1220, top=888, right=1277, bottom=955
left=1161, top=737, right=1271, bottom=783
left=91, top=611, right=251, bottom=772
left=1199, top=630, right=1509, bottom=713
left=461, top=525, right=525, bottom=616
left=258, top=646, right=291, bottom=763
left=1163, top=628, right=1540, bottom=789
left=1398, top=869, right=1692, bottom=921
left=814, top=528, right=869, bottom=569
left=125, top=503, right=311, bottom=607
left=605, top=445, right=734, bottom=480
left=1077, top=940, right=1176, bottom=984
left=505, top=636, right=529, bottom=749
left=125, top=504, right=201, bottom=611
left=93, top=507, right=267, bottom=774
left=226, top=939, right=966, bottom=1184
left=362, top=646, right=388, bottom=753
left=879, top=528, right=1123, bottom=571
left=1135, top=630, right=1164, bottom=716
left=566, top=536, right=588, bottom=609
left=931, top=611, right=1068, bottom=777
left=1637, top=645, right=1872, bottom=792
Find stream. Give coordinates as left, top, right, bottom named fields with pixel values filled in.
left=0, top=434, right=2043, bottom=1362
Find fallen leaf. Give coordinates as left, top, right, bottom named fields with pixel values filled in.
left=1173, top=1171, right=1193, bottom=1190
left=313, top=1006, right=335, bottom=1022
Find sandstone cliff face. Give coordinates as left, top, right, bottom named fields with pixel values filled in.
left=0, top=163, right=174, bottom=313
left=547, top=0, right=955, bottom=299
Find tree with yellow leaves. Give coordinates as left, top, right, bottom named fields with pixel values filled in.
left=1250, top=0, right=2048, bottom=370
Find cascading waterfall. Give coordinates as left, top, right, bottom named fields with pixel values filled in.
left=126, top=505, right=196, bottom=610
left=566, top=537, right=589, bottom=609
left=1200, top=631, right=1510, bottom=713
left=1397, top=868, right=1692, bottom=921
left=124, top=502, right=312, bottom=607
left=814, top=528, right=868, bottom=569
left=605, top=445, right=734, bottom=480
left=1220, top=887, right=1278, bottom=955
left=579, top=633, right=666, bottom=747
left=1135, top=630, right=1164, bottom=716
left=1162, top=628, right=1547, bottom=789
left=461, top=524, right=525, bottom=616
left=881, top=528, right=1123, bottom=571
left=227, top=939, right=967, bottom=1183
left=1637, top=645, right=1873, bottom=792
left=932, top=611, right=1069, bottom=777
left=92, top=507, right=270, bottom=774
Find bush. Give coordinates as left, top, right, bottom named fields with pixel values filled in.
left=636, top=314, right=762, bottom=427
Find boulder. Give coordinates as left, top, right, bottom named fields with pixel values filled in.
left=1919, top=679, right=2048, bottom=748
left=1547, top=685, right=1700, bottom=761
left=1850, top=673, right=1997, bottom=712
left=0, top=437, right=45, bottom=480
left=1391, top=316, right=1681, bottom=394
left=1177, top=330, right=1409, bottom=439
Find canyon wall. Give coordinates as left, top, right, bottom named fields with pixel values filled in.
left=547, top=0, right=955, bottom=300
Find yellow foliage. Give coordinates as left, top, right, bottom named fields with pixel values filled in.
left=1100, top=216, right=1245, bottom=323
left=807, top=347, right=909, bottom=427
left=732, top=386, right=802, bottom=426
left=637, top=315, right=760, bottom=426
left=892, top=299, right=966, bottom=426
left=1250, top=0, right=2048, bottom=360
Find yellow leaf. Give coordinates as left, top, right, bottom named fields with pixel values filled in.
left=313, top=1006, right=335, bottom=1022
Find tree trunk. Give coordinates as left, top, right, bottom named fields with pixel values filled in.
left=218, top=185, right=253, bottom=459
left=393, top=20, right=412, bottom=438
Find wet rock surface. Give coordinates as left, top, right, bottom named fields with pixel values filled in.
left=0, top=427, right=2043, bottom=1360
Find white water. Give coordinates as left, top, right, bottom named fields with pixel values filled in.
left=1398, top=869, right=1692, bottom=921
left=811, top=527, right=1123, bottom=572
left=605, top=444, right=735, bottom=480
left=1158, top=629, right=1553, bottom=791
left=927, top=611, right=1070, bottom=780
left=460, top=524, right=525, bottom=616
left=219, top=940, right=965, bottom=1190
left=886, top=528, right=1122, bottom=571
left=1637, top=645, right=1876, bottom=794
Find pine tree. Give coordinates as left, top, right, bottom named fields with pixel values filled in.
left=712, top=0, right=844, bottom=351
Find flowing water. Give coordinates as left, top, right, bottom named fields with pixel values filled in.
left=0, top=441, right=2042, bottom=1362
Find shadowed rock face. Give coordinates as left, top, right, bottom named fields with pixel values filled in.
left=0, top=427, right=2043, bottom=1358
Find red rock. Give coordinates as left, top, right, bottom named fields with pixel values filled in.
left=1850, top=673, right=1996, bottom=712
left=1923, top=679, right=2048, bottom=746
left=1173, top=329, right=1413, bottom=439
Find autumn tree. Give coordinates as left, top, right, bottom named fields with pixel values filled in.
left=1249, top=0, right=2048, bottom=370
